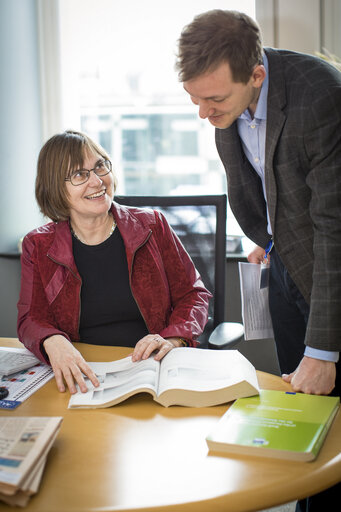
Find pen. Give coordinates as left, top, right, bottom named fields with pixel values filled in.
left=264, top=239, right=274, bottom=262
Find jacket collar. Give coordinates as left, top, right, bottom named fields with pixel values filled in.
left=264, top=47, right=287, bottom=114
left=47, top=201, right=152, bottom=270
left=112, top=202, right=152, bottom=272
left=47, top=221, right=77, bottom=273
left=263, top=48, right=287, bottom=230
left=112, top=201, right=152, bottom=253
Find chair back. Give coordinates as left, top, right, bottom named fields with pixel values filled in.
left=115, top=195, right=227, bottom=345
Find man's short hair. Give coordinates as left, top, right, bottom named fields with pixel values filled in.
left=176, top=9, right=263, bottom=84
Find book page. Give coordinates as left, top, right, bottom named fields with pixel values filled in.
left=238, top=262, right=274, bottom=340
left=157, top=348, right=259, bottom=397
left=68, top=355, right=160, bottom=408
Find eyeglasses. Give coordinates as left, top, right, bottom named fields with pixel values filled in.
left=65, top=159, right=112, bottom=186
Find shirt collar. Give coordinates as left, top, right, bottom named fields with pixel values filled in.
left=239, top=52, right=268, bottom=122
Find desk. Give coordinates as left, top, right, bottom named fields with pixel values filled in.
left=0, top=338, right=340, bottom=512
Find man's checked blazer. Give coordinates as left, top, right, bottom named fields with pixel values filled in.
left=216, top=47, right=341, bottom=352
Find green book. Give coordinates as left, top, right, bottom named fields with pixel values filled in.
left=206, top=390, right=340, bottom=461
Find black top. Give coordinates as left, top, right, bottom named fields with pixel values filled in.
left=72, top=228, right=149, bottom=347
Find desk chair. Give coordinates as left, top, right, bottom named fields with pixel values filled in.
left=115, top=195, right=244, bottom=349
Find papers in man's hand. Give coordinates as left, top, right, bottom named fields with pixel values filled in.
left=0, top=416, right=63, bottom=507
left=238, top=262, right=274, bottom=340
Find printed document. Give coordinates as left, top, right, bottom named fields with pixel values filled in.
left=238, top=262, right=274, bottom=340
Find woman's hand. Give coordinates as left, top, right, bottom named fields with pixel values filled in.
left=43, top=335, right=100, bottom=394
left=132, top=334, right=182, bottom=362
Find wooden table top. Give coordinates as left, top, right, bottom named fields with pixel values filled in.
left=0, top=338, right=340, bottom=512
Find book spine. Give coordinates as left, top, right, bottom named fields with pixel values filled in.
left=311, top=404, right=339, bottom=458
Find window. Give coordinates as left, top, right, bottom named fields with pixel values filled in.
left=58, top=0, right=256, bottom=245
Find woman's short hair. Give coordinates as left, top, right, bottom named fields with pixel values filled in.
left=176, top=10, right=263, bottom=84
left=35, top=130, right=117, bottom=222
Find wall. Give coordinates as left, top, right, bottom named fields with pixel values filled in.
left=257, top=0, right=341, bottom=57
left=0, top=256, right=21, bottom=337
left=0, top=0, right=43, bottom=253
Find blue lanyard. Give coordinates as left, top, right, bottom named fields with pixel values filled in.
left=264, top=239, right=274, bottom=262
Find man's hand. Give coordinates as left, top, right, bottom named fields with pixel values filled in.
left=282, top=356, right=336, bottom=395
left=247, top=245, right=266, bottom=264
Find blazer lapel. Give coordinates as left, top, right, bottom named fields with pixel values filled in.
left=264, top=48, right=287, bottom=235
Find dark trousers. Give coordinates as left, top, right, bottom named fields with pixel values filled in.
left=268, top=249, right=341, bottom=511
left=269, top=249, right=309, bottom=375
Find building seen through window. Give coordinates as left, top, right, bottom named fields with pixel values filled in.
left=59, top=0, right=256, bottom=247
left=81, top=110, right=225, bottom=197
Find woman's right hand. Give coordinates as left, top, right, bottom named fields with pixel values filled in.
left=43, top=335, right=100, bottom=394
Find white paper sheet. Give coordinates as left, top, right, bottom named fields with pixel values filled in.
left=238, top=262, right=274, bottom=340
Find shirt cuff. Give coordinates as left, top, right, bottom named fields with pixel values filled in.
left=304, top=346, right=339, bottom=363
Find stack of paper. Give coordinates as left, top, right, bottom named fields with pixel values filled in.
left=0, top=417, right=63, bottom=506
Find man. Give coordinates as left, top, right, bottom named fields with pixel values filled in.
left=176, top=11, right=340, bottom=510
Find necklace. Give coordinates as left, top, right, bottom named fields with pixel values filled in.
left=71, top=213, right=116, bottom=245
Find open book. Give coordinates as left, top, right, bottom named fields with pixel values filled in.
left=0, top=417, right=63, bottom=507
left=68, top=347, right=260, bottom=409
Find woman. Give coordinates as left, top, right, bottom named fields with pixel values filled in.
left=17, top=130, right=211, bottom=394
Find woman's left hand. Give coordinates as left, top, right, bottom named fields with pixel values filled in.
left=132, top=334, right=182, bottom=362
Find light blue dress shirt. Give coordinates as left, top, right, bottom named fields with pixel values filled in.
left=236, top=54, right=339, bottom=364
